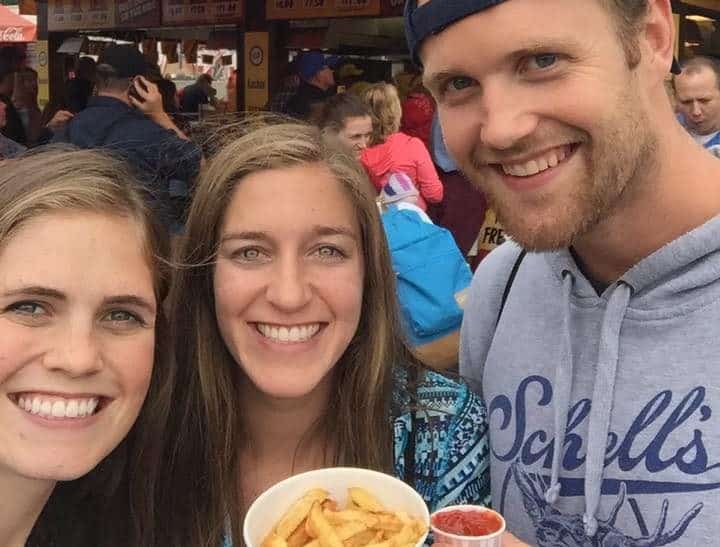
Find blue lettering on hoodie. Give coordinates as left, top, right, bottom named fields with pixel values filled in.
left=491, top=376, right=720, bottom=480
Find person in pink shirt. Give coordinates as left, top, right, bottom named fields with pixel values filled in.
left=361, top=83, right=443, bottom=211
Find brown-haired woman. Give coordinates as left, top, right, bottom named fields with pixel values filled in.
left=360, top=83, right=444, bottom=212
left=157, top=120, right=490, bottom=547
left=0, top=147, right=171, bottom=547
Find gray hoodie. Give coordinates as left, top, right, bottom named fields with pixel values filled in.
left=460, top=215, right=720, bottom=546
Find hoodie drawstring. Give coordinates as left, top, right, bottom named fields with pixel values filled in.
left=544, top=272, right=575, bottom=505
left=582, top=282, right=631, bottom=536
left=543, top=277, right=632, bottom=538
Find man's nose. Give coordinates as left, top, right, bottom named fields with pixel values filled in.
left=478, top=82, right=540, bottom=150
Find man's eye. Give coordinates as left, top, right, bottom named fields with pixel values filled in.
left=526, top=53, right=559, bottom=71
left=447, top=77, right=475, bottom=92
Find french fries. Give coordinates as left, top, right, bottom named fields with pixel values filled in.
left=276, top=489, right=330, bottom=540
left=348, top=488, right=384, bottom=513
left=261, top=487, right=428, bottom=547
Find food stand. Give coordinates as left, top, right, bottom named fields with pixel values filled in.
left=45, top=1, right=243, bottom=113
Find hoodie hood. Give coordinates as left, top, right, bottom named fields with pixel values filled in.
left=541, top=214, right=720, bottom=537
left=362, top=132, right=416, bottom=180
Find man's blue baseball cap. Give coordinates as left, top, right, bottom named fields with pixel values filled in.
left=296, top=52, right=340, bottom=81
left=404, top=0, right=681, bottom=74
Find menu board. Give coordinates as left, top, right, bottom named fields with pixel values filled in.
left=116, top=0, right=162, bottom=28
left=161, top=0, right=244, bottom=25
left=380, top=0, right=403, bottom=16
left=19, top=0, right=38, bottom=15
left=48, top=0, right=161, bottom=30
left=266, top=0, right=381, bottom=20
left=48, top=0, right=115, bottom=31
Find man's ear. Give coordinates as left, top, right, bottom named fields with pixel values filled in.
left=640, top=0, right=676, bottom=78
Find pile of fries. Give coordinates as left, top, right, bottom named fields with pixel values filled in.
left=261, top=487, right=428, bottom=547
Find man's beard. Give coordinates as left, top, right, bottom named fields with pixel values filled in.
left=463, top=92, right=658, bottom=251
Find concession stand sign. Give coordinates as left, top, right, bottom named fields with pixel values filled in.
left=380, top=0, right=403, bottom=16
left=161, top=0, right=244, bottom=25
left=116, top=1, right=162, bottom=28
left=266, top=0, right=381, bottom=20
left=48, top=0, right=115, bottom=31
left=48, top=0, right=161, bottom=31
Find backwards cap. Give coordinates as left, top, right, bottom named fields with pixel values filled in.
left=404, top=0, right=681, bottom=73
left=404, top=0, right=507, bottom=66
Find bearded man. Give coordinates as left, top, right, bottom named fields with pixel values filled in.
left=405, top=0, right=720, bottom=545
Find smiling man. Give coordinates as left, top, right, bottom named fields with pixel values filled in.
left=674, top=56, right=720, bottom=154
left=405, top=0, right=720, bottom=545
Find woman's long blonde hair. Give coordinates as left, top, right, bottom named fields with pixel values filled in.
left=157, top=119, right=418, bottom=547
left=0, top=147, right=171, bottom=547
left=363, top=83, right=403, bottom=144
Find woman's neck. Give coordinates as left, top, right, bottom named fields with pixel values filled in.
left=239, top=374, right=335, bottom=502
left=241, top=374, right=333, bottom=461
left=0, top=468, right=54, bottom=547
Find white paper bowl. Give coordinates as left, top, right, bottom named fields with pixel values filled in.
left=243, top=467, right=430, bottom=547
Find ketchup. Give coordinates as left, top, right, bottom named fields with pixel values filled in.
left=432, top=509, right=503, bottom=537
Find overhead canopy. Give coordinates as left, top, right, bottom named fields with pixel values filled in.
left=0, top=5, right=35, bottom=43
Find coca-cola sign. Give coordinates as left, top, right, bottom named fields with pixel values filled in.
left=0, top=27, right=25, bottom=42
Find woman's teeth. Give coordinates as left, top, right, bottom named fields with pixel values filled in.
left=256, top=323, right=321, bottom=343
left=16, top=395, right=99, bottom=419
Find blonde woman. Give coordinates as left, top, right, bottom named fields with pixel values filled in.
left=0, top=148, right=170, bottom=547
left=361, top=83, right=444, bottom=211
left=155, top=121, right=490, bottom=546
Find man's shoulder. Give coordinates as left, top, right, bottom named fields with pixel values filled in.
left=468, top=242, right=526, bottom=302
left=460, top=242, right=532, bottom=386
left=111, top=113, right=185, bottom=144
left=704, top=131, right=720, bottom=148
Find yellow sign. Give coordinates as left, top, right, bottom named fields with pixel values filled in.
left=48, top=0, right=115, bottom=31
left=473, top=209, right=506, bottom=254
left=28, top=41, right=49, bottom=110
left=266, top=0, right=380, bottom=19
left=244, top=32, right=269, bottom=111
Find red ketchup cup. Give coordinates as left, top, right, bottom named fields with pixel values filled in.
left=430, top=505, right=506, bottom=547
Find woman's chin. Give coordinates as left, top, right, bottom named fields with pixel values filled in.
left=256, top=381, right=324, bottom=401
left=16, top=459, right=100, bottom=483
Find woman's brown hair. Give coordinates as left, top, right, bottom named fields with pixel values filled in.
left=157, top=118, right=418, bottom=547
left=0, top=146, right=172, bottom=547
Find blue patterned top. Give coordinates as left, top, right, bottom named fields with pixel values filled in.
left=394, top=369, right=491, bottom=512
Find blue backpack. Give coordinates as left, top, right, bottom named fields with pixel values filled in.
left=381, top=206, right=473, bottom=346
